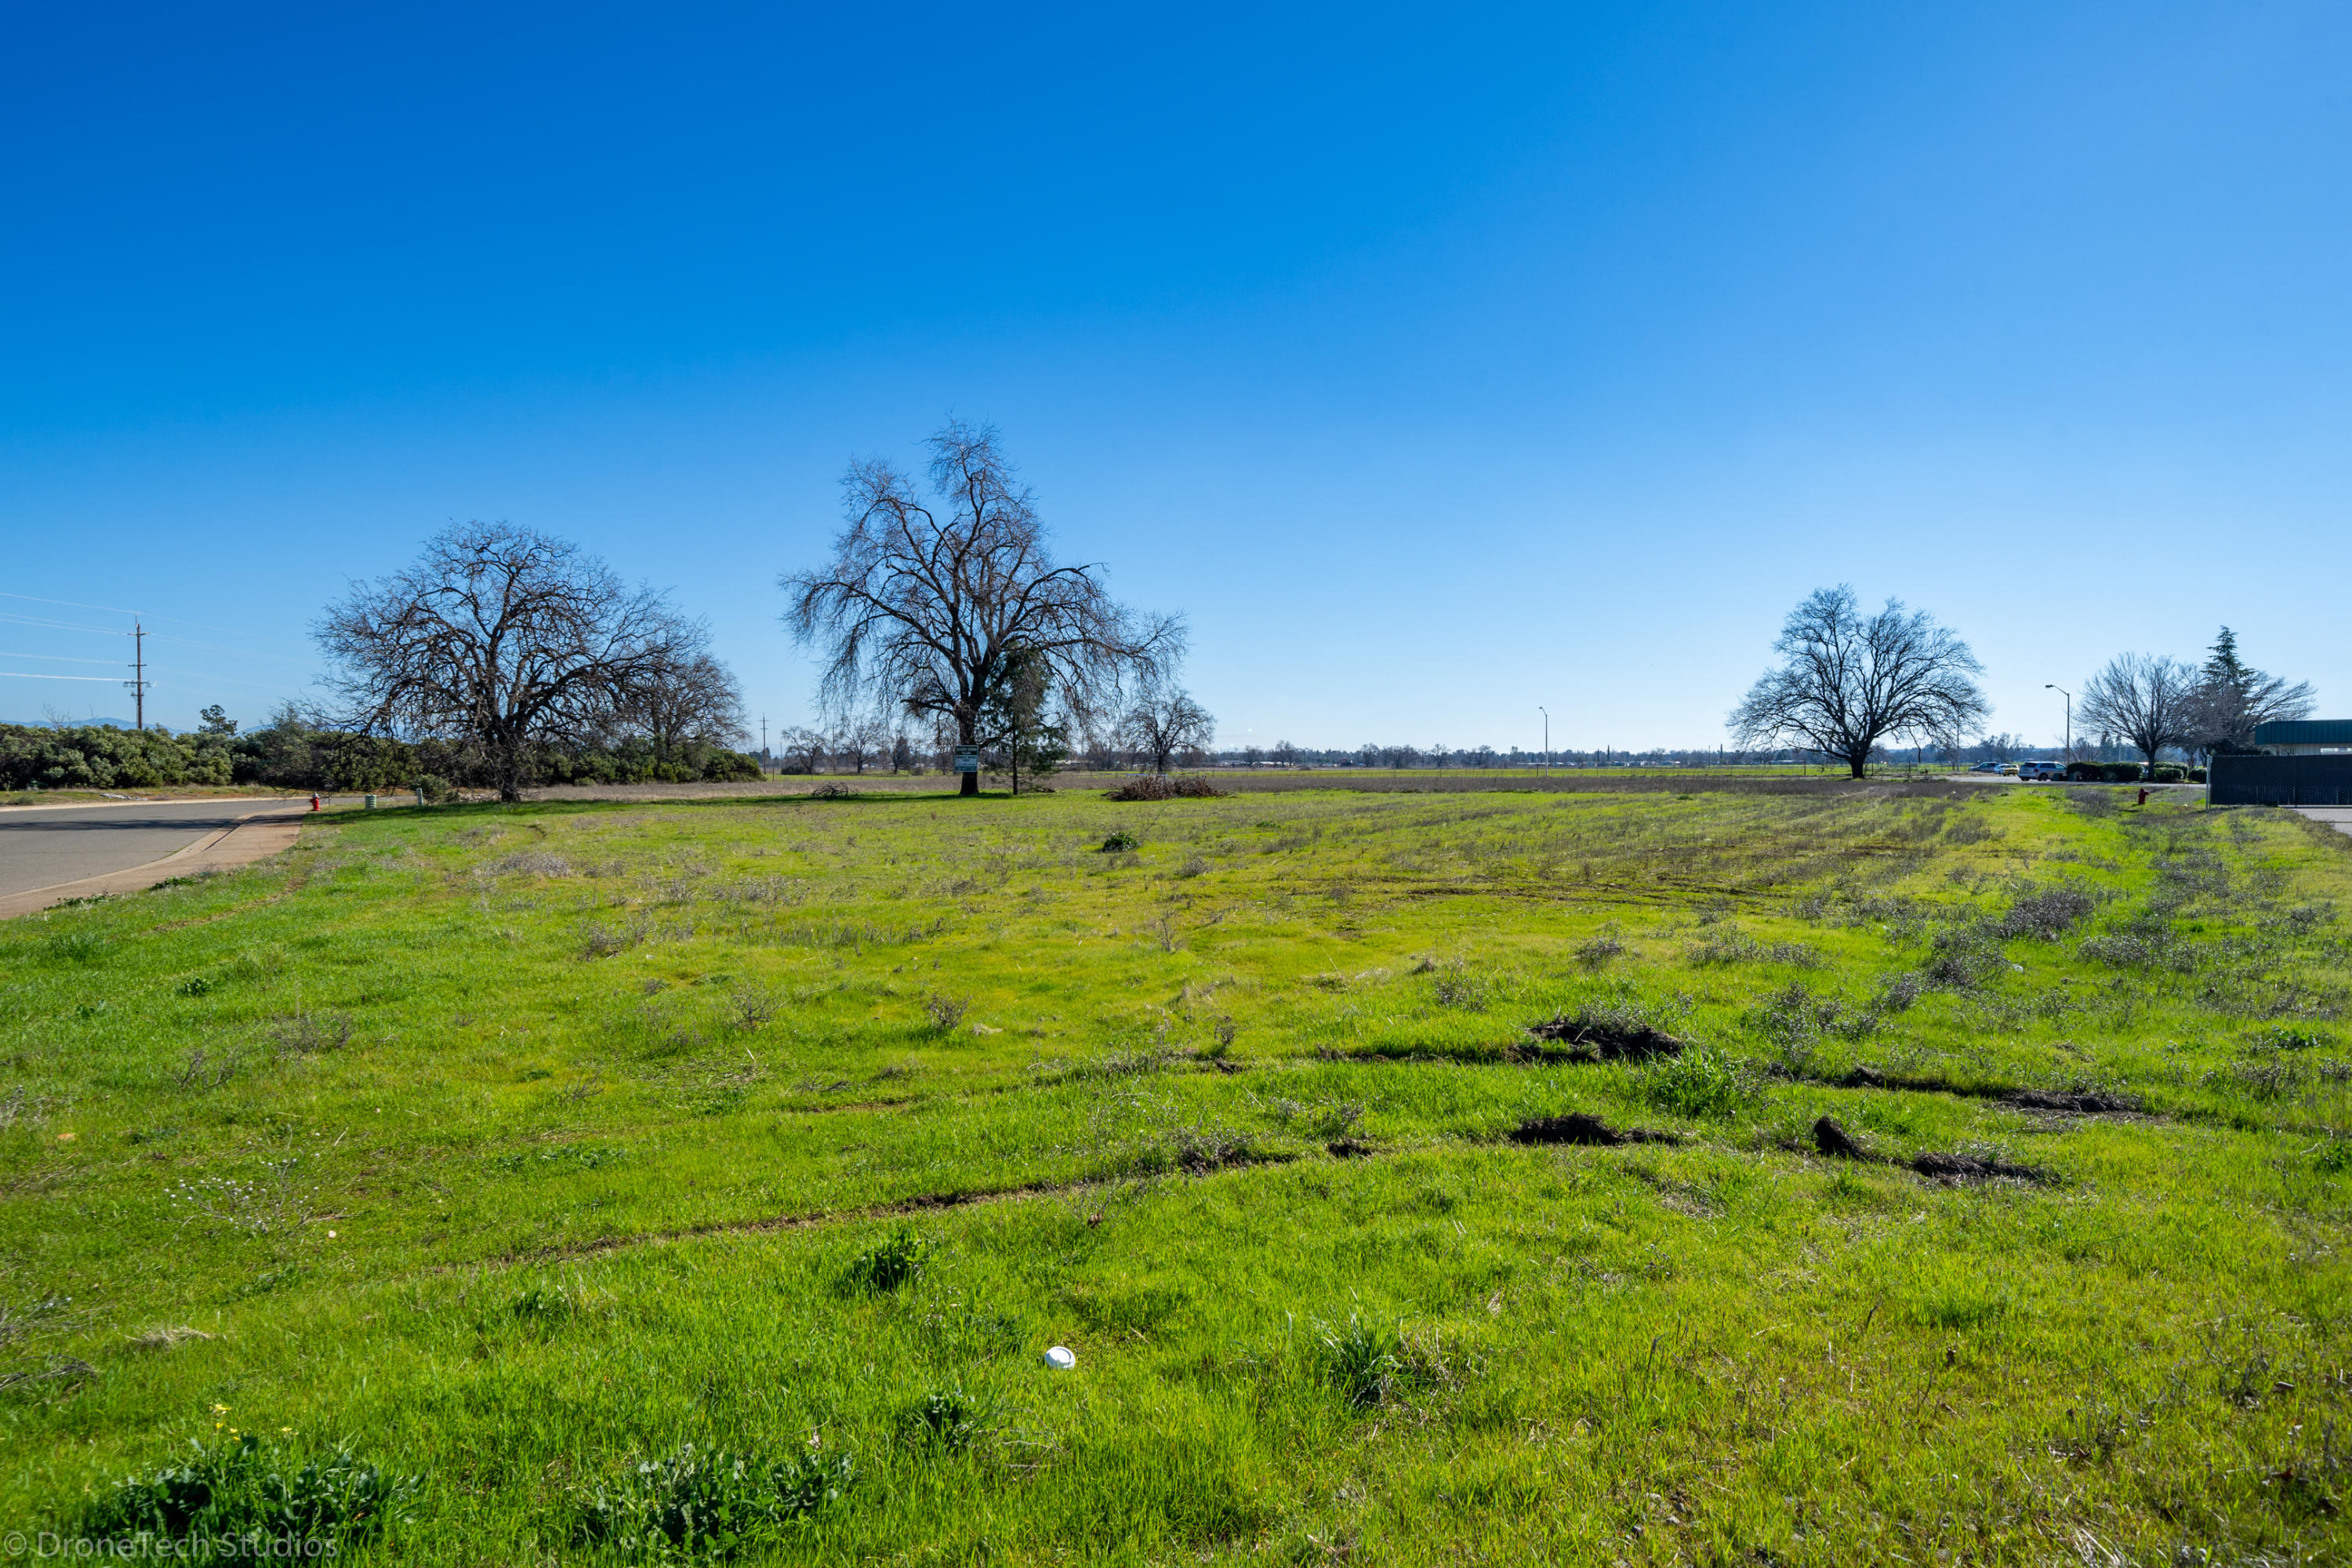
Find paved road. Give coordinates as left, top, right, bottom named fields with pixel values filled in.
left=2294, top=807, right=2352, bottom=840
left=0, top=798, right=303, bottom=899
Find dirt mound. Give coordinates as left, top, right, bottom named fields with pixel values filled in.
left=1523, top=1017, right=1685, bottom=1061
left=1812, top=1115, right=2054, bottom=1183
left=1509, top=1112, right=1680, bottom=1147
left=2000, top=1088, right=2139, bottom=1114
left=1326, top=1138, right=1374, bottom=1158
left=1105, top=775, right=1228, bottom=801
left=1910, top=1150, right=2054, bottom=1184
left=1812, top=1116, right=1869, bottom=1160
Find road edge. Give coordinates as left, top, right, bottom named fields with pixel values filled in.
left=0, top=808, right=309, bottom=920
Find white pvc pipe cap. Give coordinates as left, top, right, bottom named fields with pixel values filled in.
left=1043, top=1345, right=1076, bottom=1370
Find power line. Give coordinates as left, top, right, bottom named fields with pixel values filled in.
left=0, top=612, right=132, bottom=636
left=0, top=590, right=304, bottom=649
left=0, top=651, right=124, bottom=665
left=0, top=590, right=139, bottom=615
left=0, top=671, right=122, bottom=682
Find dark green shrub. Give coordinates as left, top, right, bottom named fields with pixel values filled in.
left=2153, top=764, right=2187, bottom=783
left=1098, top=830, right=1140, bottom=852
left=80, top=1435, right=421, bottom=1550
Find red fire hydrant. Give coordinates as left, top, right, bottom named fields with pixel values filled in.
left=2136, top=787, right=2148, bottom=806
left=310, top=793, right=321, bottom=811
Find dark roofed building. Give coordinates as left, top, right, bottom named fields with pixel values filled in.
left=2255, top=720, right=2352, bottom=756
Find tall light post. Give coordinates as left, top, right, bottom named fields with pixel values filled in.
left=1538, top=706, right=1549, bottom=778
left=2045, top=684, right=2071, bottom=763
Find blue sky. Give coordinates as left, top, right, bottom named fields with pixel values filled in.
left=4, top=2, right=2345, bottom=751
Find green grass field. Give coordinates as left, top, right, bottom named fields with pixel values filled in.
left=3, top=782, right=2348, bottom=1564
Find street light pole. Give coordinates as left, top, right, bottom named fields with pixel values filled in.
left=1538, top=706, right=1549, bottom=778
left=2045, top=684, right=2071, bottom=763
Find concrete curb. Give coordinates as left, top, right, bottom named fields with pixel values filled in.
left=0, top=806, right=309, bottom=920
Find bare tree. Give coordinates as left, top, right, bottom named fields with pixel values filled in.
left=318, top=521, right=701, bottom=800
left=2185, top=626, right=2314, bottom=755
left=2078, top=652, right=2201, bottom=775
left=1123, top=686, right=1214, bottom=774
left=1272, top=739, right=1299, bottom=768
left=1729, top=586, right=1989, bottom=779
left=782, top=420, right=1183, bottom=797
left=775, top=726, right=829, bottom=774
left=623, top=650, right=746, bottom=764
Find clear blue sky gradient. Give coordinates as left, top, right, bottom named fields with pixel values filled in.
left=4, top=2, right=2344, bottom=750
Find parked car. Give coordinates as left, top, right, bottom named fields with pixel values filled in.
left=1968, top=761, right=2003, bottom=774
left=2018, top=761, right=2063, bottom=782
left=1994, top=763, right=2018, bottom=775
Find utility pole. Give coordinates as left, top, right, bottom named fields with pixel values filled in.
left=1538, top=706, right=1549, bottom=778
left=760, top=714, right=768, bottom=768
left=2045, top=684, right=2071, bottom=761
left=125, top=619, right=150, bottom=731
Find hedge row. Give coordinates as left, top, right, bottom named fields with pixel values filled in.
left=1, top=724, right=760, bottom=793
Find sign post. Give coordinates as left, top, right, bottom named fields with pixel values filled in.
left=953, top=746, right=981, bottom=775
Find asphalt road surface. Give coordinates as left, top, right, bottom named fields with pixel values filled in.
left=0, top=798, right=299, bottom=899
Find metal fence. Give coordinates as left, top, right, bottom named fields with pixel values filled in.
left=2207, top=753, right=2352, bottom=807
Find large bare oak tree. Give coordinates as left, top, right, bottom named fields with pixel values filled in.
left=1729, top=586, right=1989, bottom=778
left=782, top=421, right=1182, bottom=797
left=318, top=521, right=706, bottom=800
left=2078, top=652, right=2200, bottom=775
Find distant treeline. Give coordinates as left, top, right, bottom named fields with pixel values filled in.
left=0, top=721, right=760, bottom=794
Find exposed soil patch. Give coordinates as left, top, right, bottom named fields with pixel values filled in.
left=1809, top=1115, right=2056, bottom=1185
left=1910, top=1150, right=2054, bottom=1184
left=1510, top=1112, right=1682, bottom=1147
left=1835, top=1066, right=2143, bottom=1116
left=1812, top=1115, right=1869, bottom=1160
left=2000, top=1088, right=2140, bottom=1115
left=1326, top=1138, right=1374, bottom=1158
left=1523, top=1017, right=1686, bottom=1062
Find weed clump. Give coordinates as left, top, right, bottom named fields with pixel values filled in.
left=1997, top=884, right=2098, bottom=941
left=843, top=1227, right=929, bottom=1294
left=1637, top=1048, right=1757, bottom=1120
left=1920, top=924, right=2005, bottom=988
left=1097, top=830, right=1140, bottom=853
left=906, top=1386, right=993, bottom=1454
left=1314, top=1312, right=1432, bottom=1411
left=82, top=1435, right=421, bottom=1552
left=1573, top=927, right=1628, bottom=968
left=922, top=993, right=970, bottom=1033
left=575, top=1442, right=851, bottom=1558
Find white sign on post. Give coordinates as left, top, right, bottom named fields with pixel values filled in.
left=953, top=746, right=981, bottom=774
